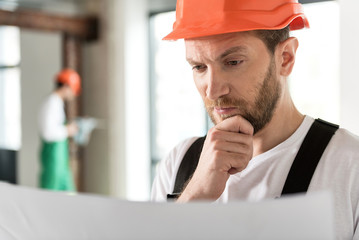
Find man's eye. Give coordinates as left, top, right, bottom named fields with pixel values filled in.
left=226, top=60, right=242, bottom=66
left=192, top=65, right=207, bottom=71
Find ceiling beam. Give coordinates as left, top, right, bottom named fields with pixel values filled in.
left=0, top=8, right=98, bottom=41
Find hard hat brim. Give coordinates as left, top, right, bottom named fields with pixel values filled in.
left=163, top=3, right=309, bottom=40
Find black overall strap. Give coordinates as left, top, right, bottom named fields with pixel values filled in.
left=281, top=118, right=338, bottom=195
left=167, top=136, right=206, bottom=199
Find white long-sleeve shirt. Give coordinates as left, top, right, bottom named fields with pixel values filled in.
left=38, top=93, right=68, bottom=142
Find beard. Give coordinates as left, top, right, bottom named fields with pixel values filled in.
left=204, top=58, right=281, bottom=135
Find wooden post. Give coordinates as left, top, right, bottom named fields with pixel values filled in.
left=63, top=33, right=84, bottom=191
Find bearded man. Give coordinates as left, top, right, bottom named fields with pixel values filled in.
left=151, top=0, right=359, bottom=239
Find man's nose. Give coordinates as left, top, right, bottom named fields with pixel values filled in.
left=205, top=68, right=230, bottom=100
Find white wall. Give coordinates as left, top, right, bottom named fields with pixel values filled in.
left=340, top=0, right=359, bottom=135
left=83, top=0, right=151, bottom=200
left=19, top=30, right=61, bottom=187
left=148, top=0, right=176, bottom=12
left=123, top=0, right=150, bottom=201
left=81, top=0, right=126, bottom=197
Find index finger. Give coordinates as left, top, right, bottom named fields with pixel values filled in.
left=215, top=115, right=254, bottom=135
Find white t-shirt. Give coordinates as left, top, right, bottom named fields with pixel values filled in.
left=38, top=93, right=68, bottom=142
left=151, top=116, right=359, bottom=239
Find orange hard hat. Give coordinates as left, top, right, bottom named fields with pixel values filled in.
left=163, top=0, right=310, bottom=40
left=56, top=68, right=81, bottom=96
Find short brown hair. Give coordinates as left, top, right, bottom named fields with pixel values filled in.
left=253, top=26, right=290, bottom=54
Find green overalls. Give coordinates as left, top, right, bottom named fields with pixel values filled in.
left=39, top=139, right=75, bottom=191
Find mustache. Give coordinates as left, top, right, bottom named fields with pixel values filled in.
left=204, top=97, right=248, bottom=108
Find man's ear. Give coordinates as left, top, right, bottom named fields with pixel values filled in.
left=276, top=37, right=299, bottom=77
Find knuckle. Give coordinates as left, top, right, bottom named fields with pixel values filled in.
left=212, top=139, right=223, bottom=150
left=242, top=157, right=250, bottom=168
left=236, top=153, right=251, bottom=169
left=208, top=128, right=221, bottom=141
left=243, top=143, right=253, bottom=155
left=241, top=162, right=248, bottom=171
left=213, top=150, right=222, bottom=160
left=208, top=127, right=217, bottom=135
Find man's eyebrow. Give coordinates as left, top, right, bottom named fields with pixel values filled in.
left=218, top=46, right=248, bottom=60
left=186, top=46, right=248, bottom=65
left=186, top=58, right=201, bottom=66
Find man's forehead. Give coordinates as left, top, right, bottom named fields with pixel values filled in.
left=185, top=31, right=261, bottom=61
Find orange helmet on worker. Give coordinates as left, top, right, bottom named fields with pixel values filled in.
left=56, top=68, right=81, bottom=96
left=163, top=0, right=309, bottom=40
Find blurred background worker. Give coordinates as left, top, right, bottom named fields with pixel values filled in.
left=38, top=68, right=80, bottom=191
